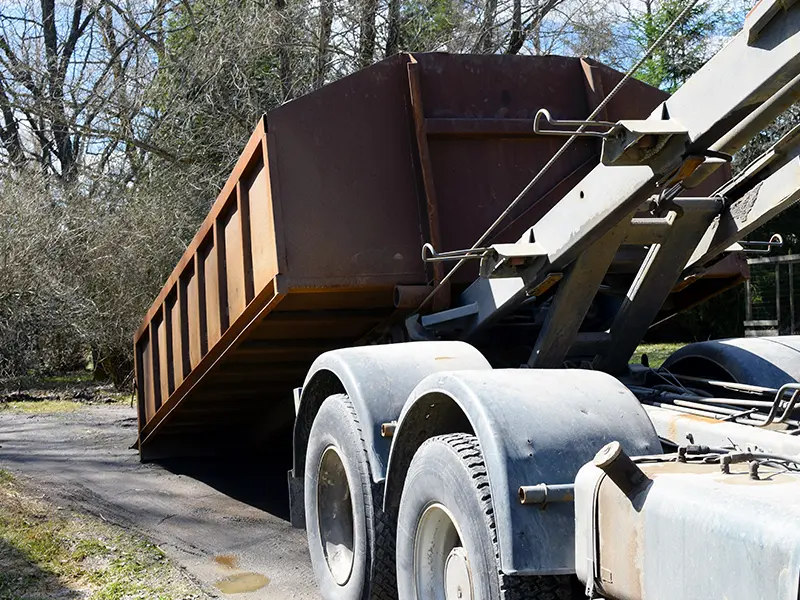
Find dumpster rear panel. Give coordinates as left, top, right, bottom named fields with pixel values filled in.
left=134, top=53, right=695, bottom=459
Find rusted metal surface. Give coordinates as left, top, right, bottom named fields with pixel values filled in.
left=646, top=404, right=800, bottom=455
left=134, top=53, right=729, bottom=458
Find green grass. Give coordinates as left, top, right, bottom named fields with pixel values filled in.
left=0, top=468, right=206, bottom=599
left=71, top=539, right=110, bottom=562
left=631, top=343, right=685, bottom=368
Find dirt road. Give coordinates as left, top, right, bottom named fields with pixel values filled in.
left=0, top=404, right=317, bottom=599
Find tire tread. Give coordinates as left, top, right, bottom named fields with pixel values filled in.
left=336, top=395, right=397, bottom=600
left=433, top=433, right=577, bottom=600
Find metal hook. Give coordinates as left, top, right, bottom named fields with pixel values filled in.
left=739, top=233, right=783, bottom=254
left=421, top=242, right=489, bottom=263
left=533, top=108, right=617, bottom=139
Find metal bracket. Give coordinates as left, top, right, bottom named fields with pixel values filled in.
left=420, top=302, right=479, bottom=330
left=479, top=242, right=547, bottom=278
left=747, top=0, right=800, bottom=43
left=602, top=119, right=689, bottom=166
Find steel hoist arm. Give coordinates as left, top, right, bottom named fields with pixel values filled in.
left=414, top=0, right=800, bottom=373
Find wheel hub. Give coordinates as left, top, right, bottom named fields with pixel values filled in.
left=316, top=446, right=355, bottom=586
left=444, top=547, right=473, bottom=600
left=413, top=503, right=470, bottom=600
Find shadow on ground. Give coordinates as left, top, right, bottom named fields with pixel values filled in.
left=155, top=426, right=295, bottom=521
left=0, top=539, right=79, bottom=600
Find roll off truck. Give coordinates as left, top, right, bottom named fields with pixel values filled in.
left=134, top=2, right=800, bottom=598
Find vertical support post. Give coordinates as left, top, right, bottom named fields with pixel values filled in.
left=528, top=214, right=632, bottom=368
left=595, top=206, right=716, bottom=374
left=776, top=263, right=781, bottom=332
left=745, top=278, right=753, bottom=322
left=407, top=54, right=449, bottom=310
left=790, top=262, right=795, bottom=334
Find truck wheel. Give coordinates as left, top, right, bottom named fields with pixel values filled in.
left=396, top=433, right=577, bottom=600
left=305, top=393, right=395, bottom=600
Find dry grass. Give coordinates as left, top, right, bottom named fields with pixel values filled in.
left=1, top=400, right=84, bottom=414
left=0, top=371, right=131, bottom=415
left=0, top=469, right=209, bottom=600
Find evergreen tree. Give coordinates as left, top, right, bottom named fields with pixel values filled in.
left=630, top=0, right=734, bottom=92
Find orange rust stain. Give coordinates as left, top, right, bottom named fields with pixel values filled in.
left=676, top=413, right=720, bottom=425
left=667, top=417, right=678, bottom=442
left=665, top=412, right=720, bottom=443
left=214, top=554, right=239, bottom=569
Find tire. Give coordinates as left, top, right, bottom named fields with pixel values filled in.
left=305, top=393, right=396, bottom=600
left=396, top=433, right=578, bottom=600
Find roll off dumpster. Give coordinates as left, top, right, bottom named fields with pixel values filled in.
left=134, top=53, right=686, bottom=457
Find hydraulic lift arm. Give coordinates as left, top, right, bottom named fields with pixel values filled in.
left=413, top=0, right=800, bottom=373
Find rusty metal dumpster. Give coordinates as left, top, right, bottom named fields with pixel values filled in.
left=133, top=53, right=699, bottom=459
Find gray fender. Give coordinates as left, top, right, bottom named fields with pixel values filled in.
left=292, top=341, right=490, bottom=483
left=663, top=336, right=800, bottom=387
left=383, top=369, right=661, bottom=575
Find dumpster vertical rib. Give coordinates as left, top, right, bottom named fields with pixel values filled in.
left=201, top=233, right=221, bottom=346
left=177, top=271, right=192, bottom=381
left=222, top=191, right=247, bottom=322
left=195, top=253, right=209, bottom=358
left=215, top=215, right=230, bottom=332
left=164, top=289, right=177, bottom=394
left=134, top=334, right=147, bottom=430
left=156, top=308, right=170, bottom=404
left=237, top=180, right=256, bottom=304
left=148, top=318, right=161, bottom=413
left=407, top=54, right=448, bottom=308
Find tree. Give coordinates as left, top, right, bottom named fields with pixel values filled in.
left=625, top=0, right=737, bottom=92
left=0, top=0, right=755, bottom=384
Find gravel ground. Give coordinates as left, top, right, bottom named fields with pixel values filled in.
left=0, top=404, right=317, bottom=599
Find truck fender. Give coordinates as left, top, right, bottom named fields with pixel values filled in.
left=383, top=369, right=661, bottom=576
left=662, top=335, right=800, bottom=387
left=289, top=341, right=490, bottom=527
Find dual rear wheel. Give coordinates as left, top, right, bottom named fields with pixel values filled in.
left=305, top=395, right=577, bottom=600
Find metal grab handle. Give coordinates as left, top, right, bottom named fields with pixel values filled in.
left=739, top=233, right=783, bottom=254
left=421, top=242, right=489, bottom=263
left=759, top=382, right=800, bottom=427
left=532, top=108, right=617, bottom=139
